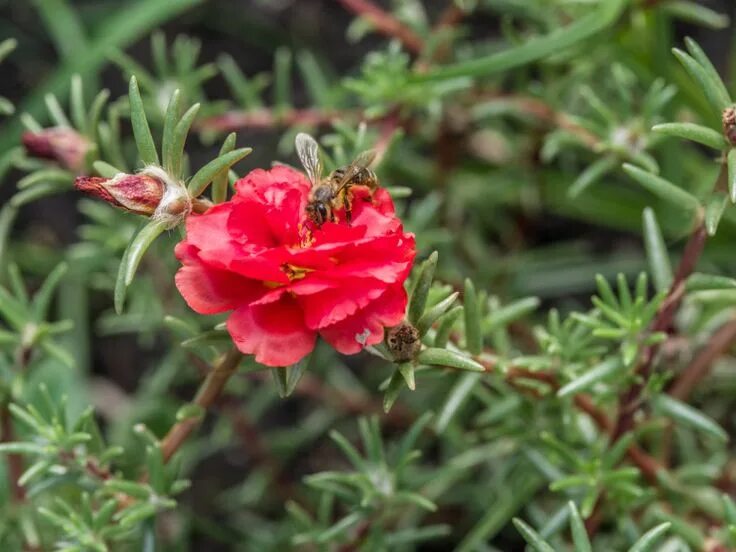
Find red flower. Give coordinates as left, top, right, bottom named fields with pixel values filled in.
left=175, top=166, right=416, bottom=367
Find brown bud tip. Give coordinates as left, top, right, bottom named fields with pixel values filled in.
left=75, top=173, right=165, bottom=216
left=22, top=127, right=90, bottom=173
left=386, top=322, right=421, bottom=362
left=723, top=107, right=736, bottom=146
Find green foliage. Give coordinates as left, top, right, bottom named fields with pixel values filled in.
left=1, top=2, right=736, bottom=550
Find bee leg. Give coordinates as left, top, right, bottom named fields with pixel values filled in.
left=344, top=194, right=353, bottom=224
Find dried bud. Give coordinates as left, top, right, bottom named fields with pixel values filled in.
left=723, top=107, right=736, bottom=146
left=75, top=173, right=165, bottom=216
left=22, top=127, right=90, bottom=173
left=75, top=166, right=203, bottom=228
left=386, top=322, right=421, bottom=362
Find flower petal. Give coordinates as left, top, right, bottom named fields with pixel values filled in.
left=174, top=243, right=265, bottom=314
left=319, top=284, right=408, bottom=355
left=227, top=294, right=317, bottom=367
left=298, top=279, right=388, bottom=330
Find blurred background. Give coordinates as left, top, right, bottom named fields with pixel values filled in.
left=0, top=1, right=735, bottom=550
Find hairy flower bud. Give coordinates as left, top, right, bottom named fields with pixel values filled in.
left=386, top=322, right=421, bottom=362
left=22, top=127, right=90, bottom=173
left=723, top=107, right=736, bottom=146
left=75, top=173, right=165, bottom=216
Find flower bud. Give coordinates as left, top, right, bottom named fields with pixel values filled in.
left=723, top=107, right=736, bottom=146
left=75, top=173, right=164, bottom=216
left=22, top=127, right=90, bottom=173
left=386, top=322, right=421, bottom=362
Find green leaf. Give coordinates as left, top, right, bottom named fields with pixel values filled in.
left=114, top=238, right=132, bottom=314
left=0, top=442, right=47, bottom=455
left=93, top=160, right=121, bottom=178
left=0, top=38, right=17, bottom=63
left=123, top=219, right=168, bottom=286
left=118, top=503, right=158, bottom=528
left=723, top=495, right=736, bottom=548
left=32, top=262, right=68, bottom=321
left=686, top=272, right=736, bottom=292
left=416, top=292, right=459, bottom=336
left=418, top=348, right=484, bottom=372
left=271, top=368, right=289, bottom=398
left=663, top=2, right=729, bottom=29
left=296, top=51, right=333, bottom=107
left=653, top=394, right=728, bottom=442
left=19, top=459, right=52, bottom=486
left=484, top=297, right=540, bottom=331
left=86, top=88, right=110, bottom=137
left=704, top=193, right=727, bottom=236
left=17, top=169, right=72, bottom=191
left=622, top=163, right=700, bottom=216
left=627, top=522, right=671, bottom=552
left=161, top=89, right=182, bottom=174
left=218, top=54, right=265, bottom=108
left=435, top=372, right=482, bottom=433
left=463, top=279, right=482, bottom=355
left=128, top=76, right=159, bottom=166
left=413, top=0, right=626, bottom=82
left=397, top=362, right=415, bottom=390
left=175, top=403, right=204, bottom=422
left=45, top=93, right=70, bottom=127
left=558, top=357, right=621, bottom=398
left=273, top=47, right=293, bottom=111
left=69, top=74, right=86, bottom=130
left=212, top=133, right=236, bottom=204
left=170, top=102, right=201, bottom=179
left=328, top=431, right=366, bottom=470
left=187, top=147, right=252, bottom=197
left=383, top=370, right=406, bottom=413
left=434, top=305, right=463, bottom=348
left=642, top=208, right=672, bottom=293
left=728, top=149, right=736, bottom=203
left=568, top=502, right=592, bottom=552
left=652, top=123, right=726, bottom=150
left=317, top=512, right=363, bottom=543
left=114, top=220, right=167, bottom=313
left=408, top=251, right=438, bottom=325
left=568, top=156, right=617, bottom=198
left=684, top=37, right=732, bottom=106
left=672, top=47, right=730, bottom=115
left=0, top=0, right=204, bottom=158
left=512, top=518, right=555, bottom=552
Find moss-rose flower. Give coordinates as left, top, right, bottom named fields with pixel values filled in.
left=174, top=166, right=416, bottom=367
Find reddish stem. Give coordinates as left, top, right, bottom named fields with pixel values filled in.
left=668, top=318, right=736, bottom=400
left=196, top=108, right=350, bottom=134
left=611, top=221, right=707, bottom=442
left=1, top=405, right=25, bottom=502
left=160, top=348, right=243, bottom=462
left=336, top=0, right=425, bottom=54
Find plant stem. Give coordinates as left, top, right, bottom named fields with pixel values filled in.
left=668, top=317, right=736, bottom=400
left=160, top=347, right=243, bottom=462
left=1, top=403, right=25, bottom=503
left=611, top=220, right=708, bottom=442
left=196, top=107, right=351, bottom=133
left=473, top=353, right=664, bottom=481
left=336, top=0, right=425, bottom=54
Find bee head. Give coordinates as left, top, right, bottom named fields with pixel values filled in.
left=306, top=201, right=330, bottom=226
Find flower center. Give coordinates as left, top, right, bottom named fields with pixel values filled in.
left=282, top=263, right=313, bottom=281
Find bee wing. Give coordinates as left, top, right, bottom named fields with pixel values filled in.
left=295, top=132, right=323, bottom=187
left=334, top=149, right=377, bottom=193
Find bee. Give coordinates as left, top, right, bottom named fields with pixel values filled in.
left=295, top=133, right=378, bottom=226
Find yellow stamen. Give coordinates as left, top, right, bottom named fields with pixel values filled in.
left=282, top=263, right=314, bottom=281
